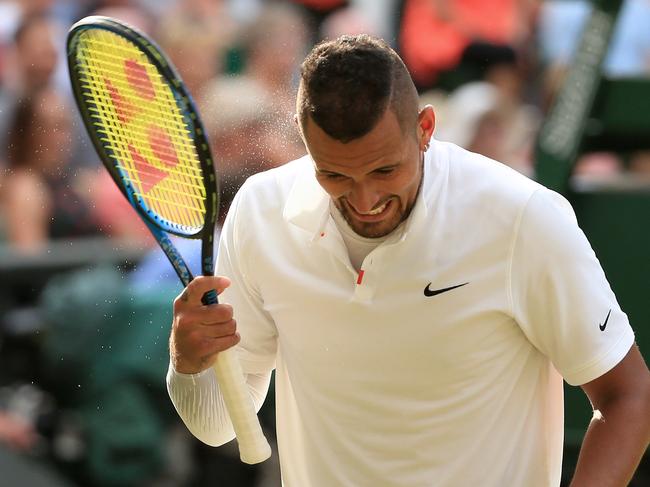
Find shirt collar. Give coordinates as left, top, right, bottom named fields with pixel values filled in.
left=283, top=156, right=330, bottom=239
left=282, top=144, right=440, bottom=241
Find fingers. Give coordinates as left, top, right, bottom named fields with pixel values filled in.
left=193, top=332, right=241, bottom=364
left=171, top=276, right=240, bottom=374
left=174, top=275, right=231, bottom=309
left=171, top=328, right=241, bottom=374
left=189, top=305, right=237, bottom=337
left=173, top=301, right=236, bottom=340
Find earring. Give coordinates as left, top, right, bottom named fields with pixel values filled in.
left=424, top=142, right=430, bottom=151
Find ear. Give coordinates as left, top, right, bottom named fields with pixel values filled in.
left=417, top=105, right=435, bottom=151
left=294, top=113, right=307, bottom=147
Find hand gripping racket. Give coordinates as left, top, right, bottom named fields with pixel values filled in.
left=67, top=16, right=271, bottom=464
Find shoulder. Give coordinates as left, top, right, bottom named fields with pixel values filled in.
left=238, top=154, right=312, bottom=201
left=439, top=140, right=540, bottom=197
left=429, top=140, right=545, bottom=224
left=224, top=154, right=312, bottom=230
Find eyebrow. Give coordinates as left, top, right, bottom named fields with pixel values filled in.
left=316, top=168, right=345, bottom=176
left=316, top=162, right=401, bottom=177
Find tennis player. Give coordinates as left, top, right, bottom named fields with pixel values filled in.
left=167, top=35, right=650, bottom=486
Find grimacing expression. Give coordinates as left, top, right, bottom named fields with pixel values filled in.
left=303, top=106, right=434, bottom=238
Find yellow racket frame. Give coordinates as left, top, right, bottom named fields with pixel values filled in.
left=68, top=17, right=217, bottom=237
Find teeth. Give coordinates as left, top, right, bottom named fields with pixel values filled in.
left=364, top=201, right=388, bottom=215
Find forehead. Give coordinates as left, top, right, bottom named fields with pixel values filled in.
left=304, top=109, right=408, bottom=172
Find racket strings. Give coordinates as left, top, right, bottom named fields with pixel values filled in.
left=73, top=28, right=207, bottom=231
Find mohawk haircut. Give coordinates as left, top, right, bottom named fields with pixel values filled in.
left=298, top=35, right=419, bottom=143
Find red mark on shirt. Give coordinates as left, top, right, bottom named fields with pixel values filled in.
left=356, top=269, right=365, bottom=285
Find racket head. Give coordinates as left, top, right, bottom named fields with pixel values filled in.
left=67, top=16, right=218, bottom=239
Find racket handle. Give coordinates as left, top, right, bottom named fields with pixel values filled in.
left=201, top=289, right=219, bottom=305
left=202, top=289, right=271, bottom=464
left=212, top=350, right=273, bottom=464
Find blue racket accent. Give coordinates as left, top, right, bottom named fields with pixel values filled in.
left=147, top=222, right=193, bottom=287
left=67, top=16, right=271, bottom=465
left=201, top=289, right=219, bottom=305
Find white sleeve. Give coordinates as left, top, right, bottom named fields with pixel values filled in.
left=166, top=363, right=272, bottom=446
left=166, top=183, right=278, bottom=446
left=510, top=188, right=635, bottom=386
left=217, top=182, right=279, bottom=374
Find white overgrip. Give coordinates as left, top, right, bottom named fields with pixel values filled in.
left=212, top=349, right=272, bottom=464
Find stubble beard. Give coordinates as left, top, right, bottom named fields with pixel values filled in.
left=337, top=197, right=403, bottom=238
left=337, top=154, right=425, bottom=239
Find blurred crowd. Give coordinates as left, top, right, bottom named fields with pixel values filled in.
left=1, top=0, right=650, bottom=251
left=0, top=0, right=649, bottom=486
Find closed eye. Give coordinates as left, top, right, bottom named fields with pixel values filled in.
left=373, top=166, right=397, bottom=176
left=322, top=172, right=346, bottom=180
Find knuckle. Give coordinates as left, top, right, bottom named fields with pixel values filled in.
left=174, top=312, right=189, bottom=328
left=207, top=303, right=232, bottom=322
left=212, top=333, right=239, bottom=352
left=198, top=338, right=217, bottom=356
left=175, top=312, right=200, bottom=335
left=229, top=332, right=241, bottom=347
left=226, top=319, right=237, bottom=334
left=218, top=303, right=234, bottom=319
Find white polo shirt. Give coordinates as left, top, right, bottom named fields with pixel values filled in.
left=168, top=139, right=634, bottom=486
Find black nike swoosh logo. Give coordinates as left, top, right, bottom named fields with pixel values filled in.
left=599, top=309, right=612, bottom=331
left=424, top=282, right=469, bottom=297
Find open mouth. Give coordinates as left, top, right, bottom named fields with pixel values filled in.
left=347, top=198, right=393, bottom=222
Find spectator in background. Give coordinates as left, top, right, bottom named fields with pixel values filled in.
left=398, top=0, right=538, bottom=92
left=2, top=87, right=95, bottom=251
left=0, top=411, right=37, bottom=452
left=132, top=1, right=309, bottom=286
left=155, top=0, right=238, bottom=99
left=2, top=87, right=150, bottom=251
left=0, top=14, right=60, bottom=161
left=200, top=78, right=278, bottom=223
left=197, top=1, right=308, bottom=218
left=0, top=410, right=74, bottom=487
left=434, top=82, right=507, bottom=162
left=87, top=2, right=153, bottom=34
left=348, top=0, right=402, bottom=43
left=288, top=0, right=349, bottom=43
left=319, top=2, right=381, bottom=40
left=443, top=43, right=541, bottom=173
left=433, top=54, right=540, bottom=175
left=236, top=2, right=309, bottom=125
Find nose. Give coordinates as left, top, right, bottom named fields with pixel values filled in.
left=346, top=182, right=381, bottom=214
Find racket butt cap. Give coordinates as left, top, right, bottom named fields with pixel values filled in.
left=239, top=440, right=272, bottom=464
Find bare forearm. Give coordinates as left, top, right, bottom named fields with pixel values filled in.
left=570, top=397, right=650, bottom=486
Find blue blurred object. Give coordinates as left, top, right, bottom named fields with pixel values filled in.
left=129, top=235, right=207, bottom=292
left=539, top=0, right=650, bottom=76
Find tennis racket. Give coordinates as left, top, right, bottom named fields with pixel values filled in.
left=67, top=15, right=271, bottom=464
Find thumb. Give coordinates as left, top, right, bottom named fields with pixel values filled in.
left=177, top=275, right=232, bottom=306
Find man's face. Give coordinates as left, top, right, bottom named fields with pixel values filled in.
left=302, top=106, right=434, bottom=238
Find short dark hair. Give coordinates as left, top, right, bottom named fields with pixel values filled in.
left=297, top=35, right=419, bottom=143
